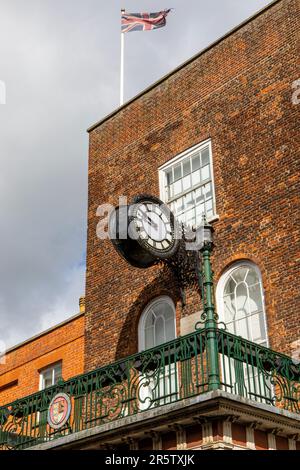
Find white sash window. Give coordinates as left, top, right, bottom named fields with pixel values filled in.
left=159, top=140, right=217, bottom=228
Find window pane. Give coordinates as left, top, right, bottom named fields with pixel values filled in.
left=145, top=311, right=155, bottom=329
left=182, top=174, right=191, bottom=192
left=143, top=300, right=176, bottom=349
left=165, top=317, right=176, bottom=342
left=201, top=148, right=210, bottom=167
left=225, top=278, right=236, bottom=295
left=53, top=364, right=62, bottom=384
left=201, top=165, right=210, bottom=181
left=196, top=203, right=205, bottom=223
left=222, top=265, right=267, bottom=345
left=43, top=369, right=52, bottom=381
left=173, top=180, right=182, bottom=196
left=235, top=317, right=250, bottom=339
left=223, top=294, right=235, bottom=323
left=163, top=305, right=175, bottom=322
left=206, top=207, right=213, bottom=218
left=231, top=267, right=248, bottom=284
left=155, top=316, right=165, bottom=345
left=184, top=191, right=194, bottom=207
left=174, top=197, right=183, bottom=213
left=192, top=154, right=200, bottom=171
left=203, top=182, right=212, bottom=199
left=168, top=183, right=174, bottom=199
left=235, top=283, right=248, bottom=319
left=185, top=208, right=195, bottom=227
left=246, top=269, right=259, bottom=286
left=41, top=364, right=62, bottom=389
left=174, top=164, right=182, bottom=181
left=249, top=284, right=263, bottom=313
left=183, top=159, right=191, bottom=176
left=145, top=326, right=154, bottom=349
left=161, top=143, right=214, bottom=228
left=194, top=187, right=204, bottom=204
left=205, top=198, right=213, bottom=214
left=43, top=376, right=53, bottom=389
left=192, top=170, right=201, bottom=186
left=42, top=370, right=53, bottom=389
left=166, top=170, right=173, bottom=185
left=250, top=312, right=266, bottom=344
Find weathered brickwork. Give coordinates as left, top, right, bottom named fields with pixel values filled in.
left=85, top=0, right=299, bottom=372
left=0, top=314, right=84, bottom=405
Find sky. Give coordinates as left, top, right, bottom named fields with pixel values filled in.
left=0, top=0, right=273, bottom=349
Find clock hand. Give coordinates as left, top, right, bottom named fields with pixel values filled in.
left=140, top=211, right=158, bottom=230
left=146, top=215, right=158, bottom=230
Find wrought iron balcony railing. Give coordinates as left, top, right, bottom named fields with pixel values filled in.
left=0, top=328, right=299, bottom=450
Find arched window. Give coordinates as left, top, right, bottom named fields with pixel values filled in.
left=138, top=296, right=176, bottom=352
left=138, top=297, right=177, bottom=408
left=217, top=262, right=268, bottom=346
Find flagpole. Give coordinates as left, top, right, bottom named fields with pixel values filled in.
left=120, top=9, right=125, bottom=106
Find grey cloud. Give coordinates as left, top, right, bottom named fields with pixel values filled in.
left=0, top=0, right=272, bottom=347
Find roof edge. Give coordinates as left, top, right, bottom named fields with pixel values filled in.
left=3, top=312, right=85, bottom=355
left=87, top=0, right=280, bottom=133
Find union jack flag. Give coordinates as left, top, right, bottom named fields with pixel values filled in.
left=121, top=10, right=171, bottom=33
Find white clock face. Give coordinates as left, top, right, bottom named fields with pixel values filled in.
left=135, top=202, right=174, bottom=251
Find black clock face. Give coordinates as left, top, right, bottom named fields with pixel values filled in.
left=129, top=195, right=179, bottom=259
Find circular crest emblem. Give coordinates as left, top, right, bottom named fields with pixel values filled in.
left=47, top=393, right=71, bottom=430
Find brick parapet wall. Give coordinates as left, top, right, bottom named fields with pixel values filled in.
left=0, top=314, right=84, bottom=405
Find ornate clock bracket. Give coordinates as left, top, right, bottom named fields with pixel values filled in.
left=160, top=224, right=203, bottom=307
left=108, top=194, right=207, bottom=309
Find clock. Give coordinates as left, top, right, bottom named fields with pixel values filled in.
left=108, top=194, right=180, bottom=269
left=128, top=194, right=179, bottom=258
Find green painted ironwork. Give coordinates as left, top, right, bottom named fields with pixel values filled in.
left=200, top=241, right=220, bottom=391
left=0, top=328, right=299, bottom=450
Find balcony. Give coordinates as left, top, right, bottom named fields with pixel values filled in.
left=0, top=327, right=299, bottom=450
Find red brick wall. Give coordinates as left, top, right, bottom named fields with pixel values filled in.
left=0, top=314, right=84, bottom=405
left=85, top=0, right=299, bottom=371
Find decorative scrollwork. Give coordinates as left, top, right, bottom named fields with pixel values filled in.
left=159, top=225, right=202, bottom=306
left=1, top=328, right=300, bottom=450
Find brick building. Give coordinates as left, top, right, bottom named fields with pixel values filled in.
left=0, top=0, right=299, bottom=450
left=0, top=301, right=85, bottom=406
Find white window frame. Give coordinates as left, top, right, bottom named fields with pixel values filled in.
left=216, top=262, right=272, bottom=403
left=138, top=296, right=176, bottom=352
left=216, top=261, right=269, bottom=347
left=158, top=139, right=218, bottom=227
left=39, top=362, right=62, bottom=391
